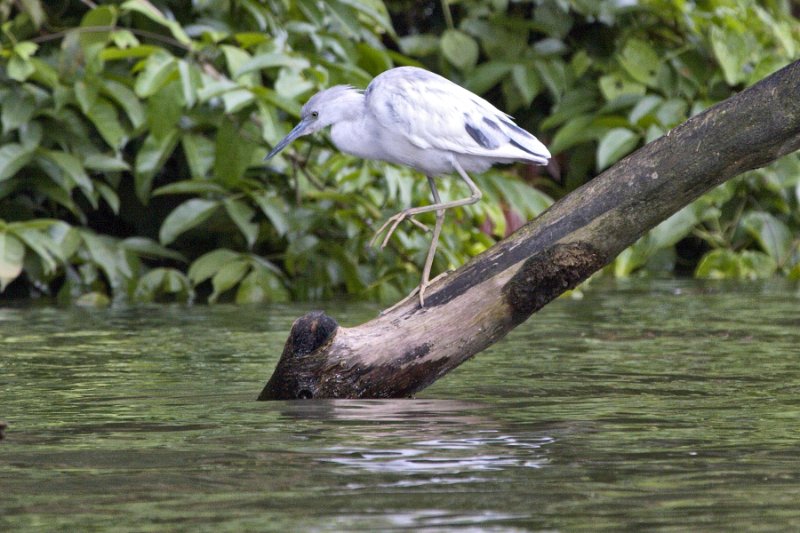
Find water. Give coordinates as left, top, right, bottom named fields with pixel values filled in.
left=2, top=279, right=800, bottom=531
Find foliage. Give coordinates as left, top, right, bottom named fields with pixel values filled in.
left=0, top=0, right=798, bottom=304
left=0, top=0, right=554, bottom=304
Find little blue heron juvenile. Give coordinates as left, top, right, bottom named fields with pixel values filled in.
left=266, top=66, right=551, bottom=307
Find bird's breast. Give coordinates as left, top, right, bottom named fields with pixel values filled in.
left=331, top=120, right=456, bottom=176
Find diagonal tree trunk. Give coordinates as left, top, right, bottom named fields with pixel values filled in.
left=258, top=59, right=800, bottom=401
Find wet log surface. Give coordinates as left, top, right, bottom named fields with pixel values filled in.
left=258, top=60, right=800, bottom=400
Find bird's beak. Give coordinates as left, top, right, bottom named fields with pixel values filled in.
left=265, top=118, right=311, bottom=160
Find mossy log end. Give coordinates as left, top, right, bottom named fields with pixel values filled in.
left=258, top=60, right=800, bottom=401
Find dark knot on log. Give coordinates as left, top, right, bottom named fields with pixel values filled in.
left=257, top=311, right=339, bottom=400
left=503, top=242, right=605, bottom=325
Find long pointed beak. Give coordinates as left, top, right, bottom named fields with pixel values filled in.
left=265, top=118, right=312, bottom=160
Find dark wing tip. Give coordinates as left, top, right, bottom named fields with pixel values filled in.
left=465, top=122, right=499, bottom=149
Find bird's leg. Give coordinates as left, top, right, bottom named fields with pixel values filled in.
left=369, top=211, right=428, bottom=249
left=379, top=162, right=484, bottom=313
left=418, top=176, right=446, bottom=306
left=371, top=160, right=483, bottom=250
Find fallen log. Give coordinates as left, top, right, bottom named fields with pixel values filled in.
left=258, top=59, right=800, bottom=400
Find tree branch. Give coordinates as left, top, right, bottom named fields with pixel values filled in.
left=258, top=59, right=800, bottom=400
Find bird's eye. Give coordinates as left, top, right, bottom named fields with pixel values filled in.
left=311, top=111, right=319, bottom=118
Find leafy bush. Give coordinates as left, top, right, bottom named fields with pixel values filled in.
left=1, top=0, right=798, bottom=305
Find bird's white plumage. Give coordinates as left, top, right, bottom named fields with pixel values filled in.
left=265, top=66, right=551, bottom=308
left=361, top=67, right=550, bottom=175
left=283, top=67, right=551, bottom=177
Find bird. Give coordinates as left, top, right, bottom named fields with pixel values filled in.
left=265, top=66, right=550, bottom=308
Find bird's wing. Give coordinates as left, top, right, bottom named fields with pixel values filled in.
left=365, top=67, right=550, bottom=164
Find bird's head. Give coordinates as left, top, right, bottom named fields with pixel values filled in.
left=265, top=85, right=362, bottom=160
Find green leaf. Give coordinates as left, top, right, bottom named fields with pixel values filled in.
left=739, top=250, right=777, bottom=279
left=250, top=191, right=289, bottom=236
left=336, top=0, right=395, bottom=36
left=741, top=212, right=793, bottom=266
left=656, top=99, right=688, bottom=129
left=0, top=232, right=25, bottom=291
left=441, top=29, right=479, bottom=71
left=223, top=198, right=259, bottom=248
left=0, top=144, right=34, bottom=181
left=2, top=90, right=36, bottom=135
left=618, top=38, right=660, bottom=87
left=695, top=249, right=739, bottom=279
left=214, top=118, right=257, bottom=186
left=221, top=45, right=255, bottom=83
left=274, top=68, right=313, bottom=100
left=221, top=88, right=255, bottom=114
left=134, top=129, right=180, bottom=203
left=134, top=50, right=177, bottom=98
left=629, top=95, right=663, bottom=125
left=533, top=58, right=567, bottom=101
left=49, top=221, right=81, bottom=259
left=234, top=53, right=310, bottom=78
left=19, top=121, right=43, bottom=151
left=8, top=56, right=35, bottom=82
left=596, top=128, right=639, bottom=170
left=356, top=42, right=393, bottom=74
left=87, top=97, right=128, bottom=149
left=710, top=25, right=747, bottom=85
left=134, top=268, right=164, bottom=302
left=19, top=0, right=46, bottom=29
left=153, top=180, right=227, bottom=197
left=14, top=41, right=38, bottom=60
left=598, top=74, right=645, bottom=101
left=121, top=0, right=192, bottom=46
left=161, top=269, right=191, bottom=295
left=464, top=61, right=513, bottom=95
left=39, top=149, right=95, bottom=201
left=75, top=80, right=99, bottom=114
left=80, top=231, right=129, bottom=289
left=649, top=202, right=707, bottom=250
left=79, top=5, right=117, bottom=60
left=121, top=237, right=186, bottom=262
left=695, top=249, right=775, bottom=280
left=177, top=59, right=199, bottom=107
left=550, top=115, right=606, bottom=154
left=97, top=183, right=120, bottom=214
left=146, top=81, right=184, bottom=138
left=101, top=79, right=146, bottom=129
left=511, top=65, right=541, bottom=106
left=398, top=34, right=440, bottom=56
left=181, top=134, right=215, bottom=179
left=13, top=226, right=61, bottom=273
left=135, top=268, right=192, bottom=302
left=209, top=259, right=250, bottom=303
left=236, top=268, right=289, bottom=304
left=326, top=0, right=361, bottom=38
left=188, top=249, right=240, bottom=285
left=159, top=198, right=220, bottom=245
left=84, top=153, right=130, bottom=172
left=100, top=44, right=161, bottom=61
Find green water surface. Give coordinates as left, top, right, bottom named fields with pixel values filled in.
left=2, top=279, right=800, bottom=531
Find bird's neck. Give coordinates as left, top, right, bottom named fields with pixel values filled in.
left=330, top=116, right=377, bottom=160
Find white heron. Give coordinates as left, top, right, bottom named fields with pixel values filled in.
left=265, top=66, right=551, bottom=308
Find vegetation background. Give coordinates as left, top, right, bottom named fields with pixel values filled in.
left=1, top=0, right=798, bottom=305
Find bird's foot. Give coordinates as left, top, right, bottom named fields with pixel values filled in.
left=370, top=211, right=429, bottom=248
left=379, top=270, right=452, bottom=316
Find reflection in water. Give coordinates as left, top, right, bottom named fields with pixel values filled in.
left=275, top=399, right=553, bottom=478
left=325, top=431, right=551, bottom=474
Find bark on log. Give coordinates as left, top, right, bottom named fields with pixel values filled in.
left=258, top=59, right=800, bottom=401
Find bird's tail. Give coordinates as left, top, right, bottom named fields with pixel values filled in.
left=500, top=118, right=551, bottom=165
